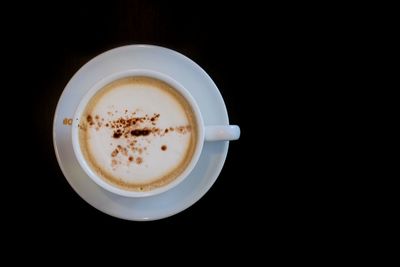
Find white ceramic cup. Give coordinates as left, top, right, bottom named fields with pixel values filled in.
left=72, top=69, right=240, bottom=197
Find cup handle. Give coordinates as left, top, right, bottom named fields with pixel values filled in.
left=205, top=125, right=240, bottom=141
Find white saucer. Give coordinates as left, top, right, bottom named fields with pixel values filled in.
left=53, top=45, right=230, bottom=221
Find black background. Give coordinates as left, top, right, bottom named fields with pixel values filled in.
left=0, top=0, right=367, bottom=259
left=5, top=0, right=303, bottom=243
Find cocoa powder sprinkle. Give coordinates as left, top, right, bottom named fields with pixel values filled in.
left=131, top=129, right=150, bottom=136
left=81, top=111, right=192, bottom=167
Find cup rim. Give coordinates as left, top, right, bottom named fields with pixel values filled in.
left=71, top=69, right=205, bottom=197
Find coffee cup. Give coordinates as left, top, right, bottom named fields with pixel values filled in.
left=72, top=69, right=240, bottom=197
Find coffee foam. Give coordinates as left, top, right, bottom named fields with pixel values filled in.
left=78, top=76, right=197, bottom=192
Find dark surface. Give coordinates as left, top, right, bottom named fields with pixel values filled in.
left=2, top=1, right=359, bottom=258
left=8, top=1, right=281, bottom=240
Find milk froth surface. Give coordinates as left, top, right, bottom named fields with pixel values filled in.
left=78, top=77, right=197, bottom=191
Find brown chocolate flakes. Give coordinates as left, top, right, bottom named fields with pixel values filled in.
left=131, top=129, right=150, bottom=137
left=63, top=118, right=73, bottom=125
left=113, top=129, right=122, bottom=138
left=111, top=149, right=119, bottom=157
left=86, top=115, right=95, bottom=125
left=81, top=110, right=192, bottom=167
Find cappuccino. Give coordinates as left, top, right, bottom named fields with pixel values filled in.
left=78, top=76, right=198, bottom=192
